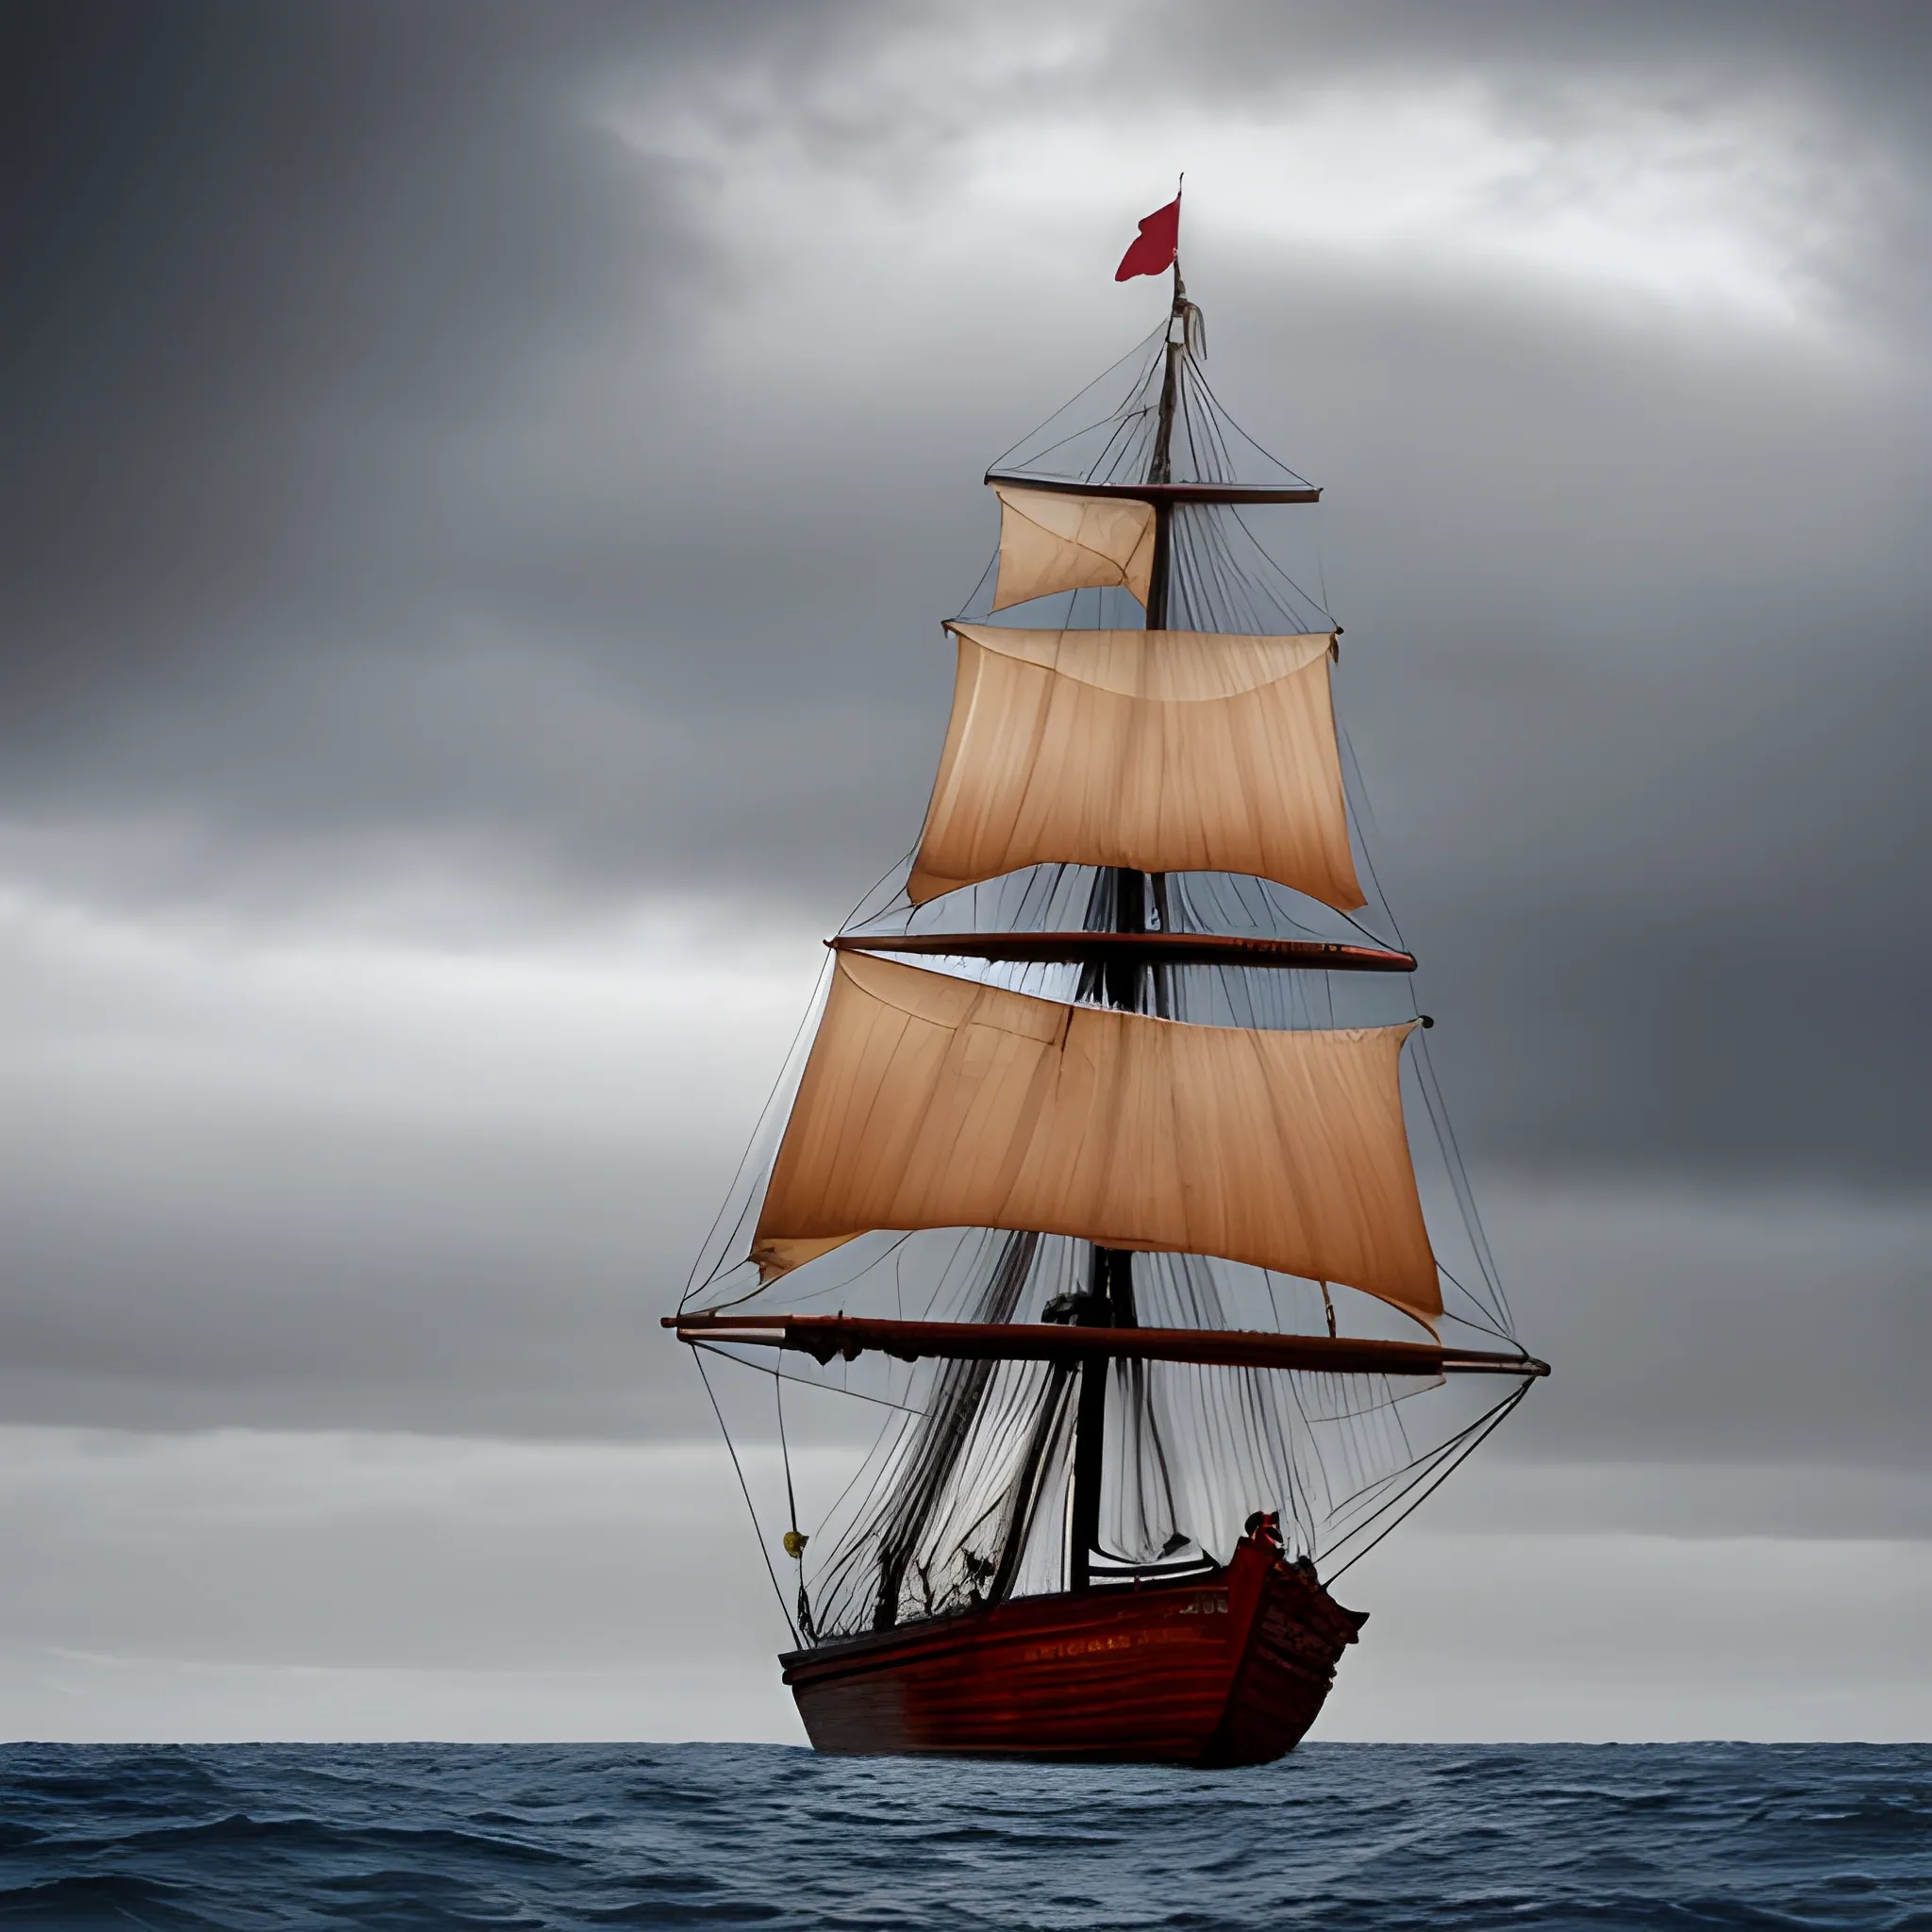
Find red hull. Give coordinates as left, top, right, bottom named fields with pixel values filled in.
left=780, top=1530, right=1365, bottom=1766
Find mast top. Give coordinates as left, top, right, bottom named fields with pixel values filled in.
left=983, top=291, right=1319, bottom=504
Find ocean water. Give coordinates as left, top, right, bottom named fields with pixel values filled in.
left=0, top=1742, right=1924, bottom=1930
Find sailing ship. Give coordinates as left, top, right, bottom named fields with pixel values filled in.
left=668, top=197, right=1547, bottom=1766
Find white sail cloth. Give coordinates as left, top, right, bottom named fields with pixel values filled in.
left=991, top=486, right=1156, bottom=611
left=908, top=625, right=1365, bottom=909
left=752, top=951, right=1441, bottom=1329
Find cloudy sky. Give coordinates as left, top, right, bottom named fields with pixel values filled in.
left=4, top=0, right=1926, bottom=1741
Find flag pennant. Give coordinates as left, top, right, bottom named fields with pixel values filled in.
left=1115, top=196, right=1182, bottom=282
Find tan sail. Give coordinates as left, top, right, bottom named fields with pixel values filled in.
left=908, top=625, right=1364, bottom=909
left=752, top=951, right=1440, bottom=1327
left=991, top=486, right=1157, bottom=611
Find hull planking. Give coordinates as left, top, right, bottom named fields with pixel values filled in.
left=780, top=1526, right=1365, bottom=1767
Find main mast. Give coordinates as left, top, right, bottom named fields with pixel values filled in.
left=1066, top=258, right=1188, bottom=1591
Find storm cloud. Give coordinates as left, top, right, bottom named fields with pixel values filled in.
left=2, top=2, right=1926, bottom=1737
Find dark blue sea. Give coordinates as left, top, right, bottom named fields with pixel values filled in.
left=0, top=1742, right=1924, bottom=1930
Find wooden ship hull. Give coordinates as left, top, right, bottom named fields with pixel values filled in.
left=780, top=1526, right=1365, bottom=1767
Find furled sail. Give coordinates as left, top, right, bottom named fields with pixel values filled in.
left=907, top=624, right=1364, bottom=909
left=752, top=950, right=1441, bottom=1327
left=991, top=485, right=1157, bottom=611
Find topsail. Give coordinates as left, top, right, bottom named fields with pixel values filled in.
left=909, top=623, right=1362, bottom=908
left=989, top=484, right=1158, bottom=610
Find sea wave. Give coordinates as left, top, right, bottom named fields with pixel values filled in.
left=0, top=1742, right=1924, bottom=1931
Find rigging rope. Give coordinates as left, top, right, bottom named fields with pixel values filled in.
left=774, top=1371, right=815, bottom=1643
left=1323, top=1382, right=1530, bottom=1581
left=693, top=1348, right=798, bottom=1647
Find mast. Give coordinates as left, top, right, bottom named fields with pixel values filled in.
left=1145, top=263, right=1184, bottom=616
left=1068, top=255, right=1189, bottom=1591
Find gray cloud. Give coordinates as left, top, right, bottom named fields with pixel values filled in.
left=1, top=0, right=1926, bottom=1461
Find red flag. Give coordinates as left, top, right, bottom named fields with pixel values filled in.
left=1114, top=196, right=1181, bottom=281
